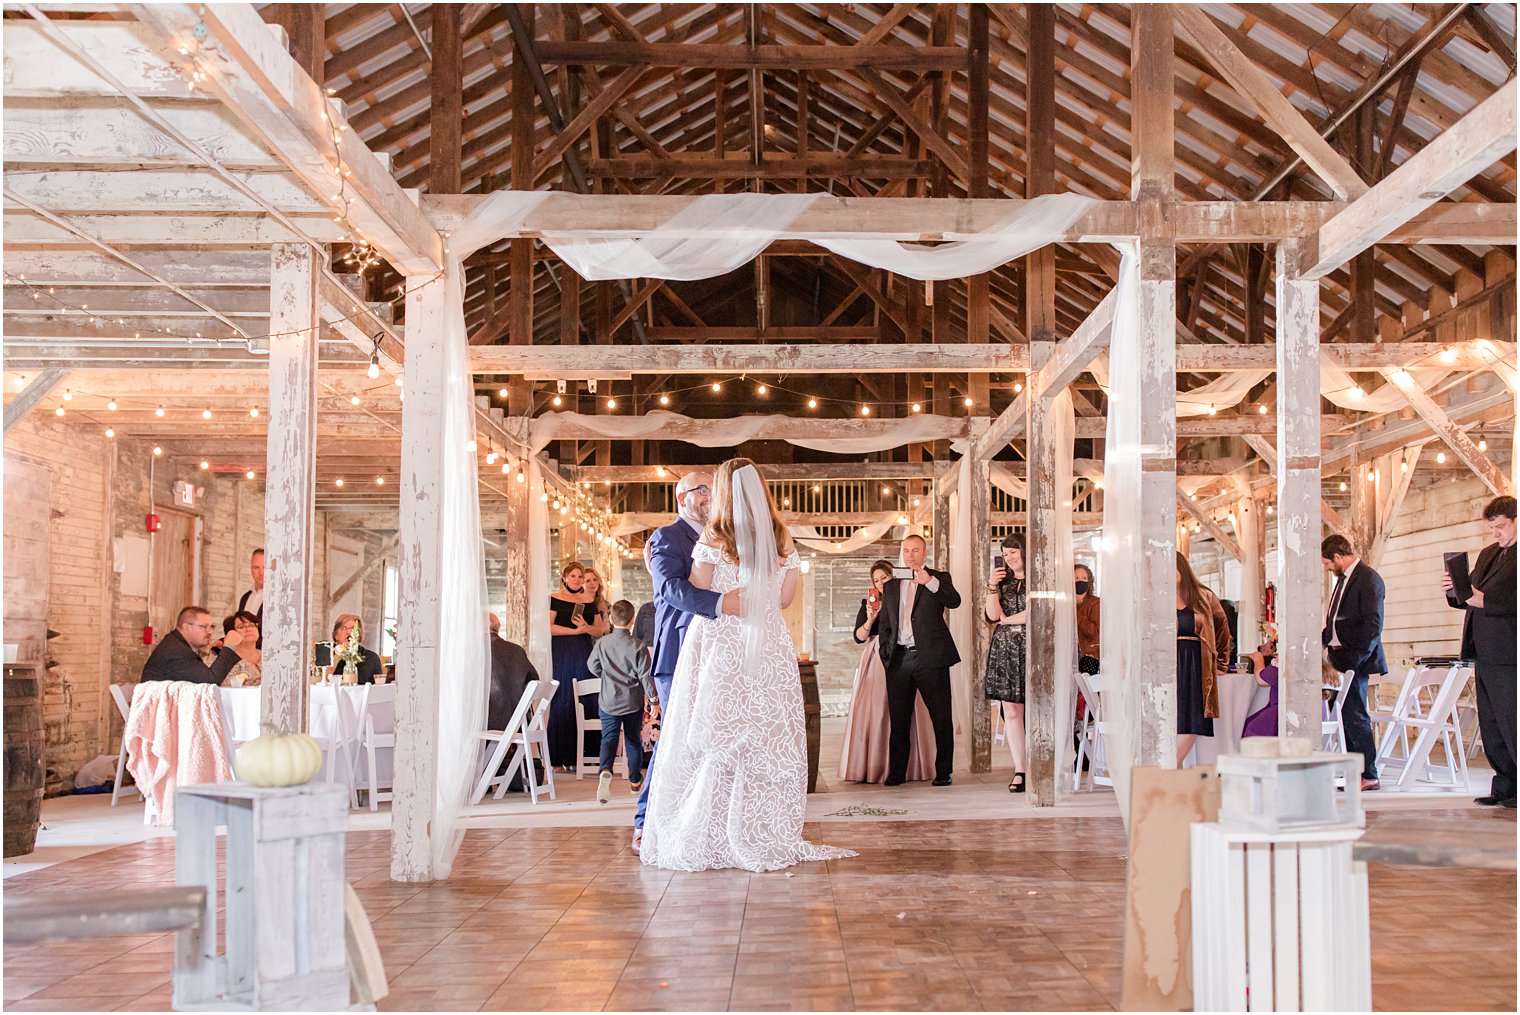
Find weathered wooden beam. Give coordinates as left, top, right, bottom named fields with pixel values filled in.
left=533, top=41, right=968, bottom=70
left=1178, top=496, right=1243, bottom=561
left=261, top=244, right=319, bottom=736
left=533, top=66, right=644, bottom=180
left=1275, top=239, right=1322, bottom=746
left=1172, top=6, right=1368, bottom=200
left=584, top=156, right=934, bottom=179
left=573, top=463, right=937, bottom=483
left=1305, top=81, right=1519, bottom=279
left=1378, top=367, right=1512, bottom=494
left=1035, top=287, right=1118, bottom=395
left=326, top=534, right=401, bottom=610
left=130, top=4, right=444, bottom=273
left=1369, top=445, right=1422, bottom=564
left=429, top=3, right=462, bottom=195
left=424, top=194, right=1514, bottom=245
left=1, top=364, right=68, bottom=434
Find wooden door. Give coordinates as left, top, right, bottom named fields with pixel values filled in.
left=151, top=509, right=199, bottom=634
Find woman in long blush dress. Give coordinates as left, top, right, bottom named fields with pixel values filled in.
left=838, top=560, right=935, bottom=783
left=641, top=458, right=856, bottom=873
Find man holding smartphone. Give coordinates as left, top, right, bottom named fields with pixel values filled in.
left=874, top=534, right=961, bottom=786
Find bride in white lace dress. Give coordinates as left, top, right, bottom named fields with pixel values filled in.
left=640, top=458, right=857, bottom=873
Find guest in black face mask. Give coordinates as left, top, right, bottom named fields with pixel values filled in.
left=1075, top=564, right=1101, bottom=675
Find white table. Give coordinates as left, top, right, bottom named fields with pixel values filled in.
left=1194, top=671, right=1271, bottom=764
left=219, top=685, right=394, bottom=791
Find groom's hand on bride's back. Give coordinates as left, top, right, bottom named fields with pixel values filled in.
left=720, top=589, right=745, bottom=616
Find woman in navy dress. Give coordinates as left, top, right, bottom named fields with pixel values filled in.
left=1175, top=551, right=1232, bottom=767
left=548, top=562, right=608, bottom=769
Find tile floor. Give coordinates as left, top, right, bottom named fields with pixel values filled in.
left=3, top=808, right=1515, bottom=1012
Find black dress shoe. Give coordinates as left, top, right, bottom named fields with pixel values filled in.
left=1475, top=794, right=1504, bottom=806
left=932, top=775, right=952, bottom=786
left=883, top=775, right=905, bottom=787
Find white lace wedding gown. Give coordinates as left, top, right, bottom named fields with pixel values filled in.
left=640, top=542, right=857, bottom=873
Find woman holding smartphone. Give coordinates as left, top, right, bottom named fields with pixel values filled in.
left=548, top=561, right=605, bottom=770
left=985, top=533, right=1029, bottom=792
left=838, top=560, right=935, bottom=783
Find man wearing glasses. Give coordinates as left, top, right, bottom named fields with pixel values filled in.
left=632, top=472, right=744, bottom=851
left=140, top=605, right=246, bottom=684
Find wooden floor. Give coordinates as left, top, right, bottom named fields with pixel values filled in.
left=2, top=809, right=1514, bottom=1012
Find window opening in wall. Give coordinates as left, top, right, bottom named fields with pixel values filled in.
left=382, top=563, right=400, bottom=657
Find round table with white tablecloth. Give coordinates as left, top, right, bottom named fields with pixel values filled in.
left=219, top=685, right=394, bottom=793
left=1193, top=670, right=1271, bottom=765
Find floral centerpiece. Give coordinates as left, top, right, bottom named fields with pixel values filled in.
left=335, top=626, right=364, bottom=684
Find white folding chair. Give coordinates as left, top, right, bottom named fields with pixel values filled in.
left=473, top=679, right=558, bottom=805
left=358, top=685, right=397, bottom=812
left=1371, top=668, right=1419, bottom=768
left=1321, top=669, right=1356, bottom=754
left=574, top=676, right=604, bottom=780
left=1391, top=666, right=1473, bottom=790
left=1073, top=671, right=1111, bottom=790
left=109, top=683, right=140, bottom=806
left=308, top=686, right=359, bottom=808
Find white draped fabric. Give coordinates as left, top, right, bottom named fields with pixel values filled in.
left=526, top=458, right=553, bottom=682
left=1098, top=248, right=1143, bottom=821
left=947, top=456, right=976, bottom=772
left=1048, top=390, right=1080, bottom=797
left=448, top=191, right=1096, bottom=283
left=792, top=512, right=905, bottom=554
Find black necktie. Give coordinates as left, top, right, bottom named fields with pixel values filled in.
left=1327, top=573, right=1347, bottom=640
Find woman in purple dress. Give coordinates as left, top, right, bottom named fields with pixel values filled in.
left=1240, top=648, right=1278, bottom=739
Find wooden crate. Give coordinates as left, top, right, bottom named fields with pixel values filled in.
left=173, top=783, right=350, bottom=1011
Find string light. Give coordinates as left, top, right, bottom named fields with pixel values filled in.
left=552, top=394, right=563, bottom=407
left=1400, top=461, right=1408, bottom=473
left=1339, top=481, right=1348, bottom=491
left=375, top=476, right=385, bottom=486
left=710, top=382, right=722, bottom=393
left=246, top=470, right=256, bottom=480
left=1478, top=438, right=1488, bottom=452
left=1436, top=451, right=1447, bottom=464
left=202, top=408, right=212, bottom=420
left=882, top=486, right=892, bottom=496
left=486, top=450, right=498, bottom=465
left=54, top=405, right=64, bottom=417
left=782, top=497, right=791, bottom=507
left=249, top=407, right=260, bottom=418
left=104, top=427, right=115, bottom=438
left=152, top=446, right=163, bottom=457
left=1258, top=404, right=1268, bottom=415
left=910, top=402, right=922, bottom=413
left=963, top=396, right=974, bottom=408
left=335, top=478, right=345, bottom=488
left=465, top=440, right=477, bottom=453
left=62, top=389, right=72, bottom=401
left=1207, top=403, right=1217, bottom=416
left=1012, top=381, right=1023, bottom=394
left=200, top=460, right=210, bottom=470
left=516, top=468, right=525, bottom=485
left=658, top=394, right=669, bottom=406
left=155, top=406, right=166, bottom=417
left=540, top=491, right=549, bottom=502
left=350, top=394, right=361, bottom=406
left=394, top=375, right=403, bottom=387
left=860, top=405, right=871, bottom=416
left=501, top=461, right=511, bottom=475
left=498, top=388, right=508, bottom=398
left=1266, top=505, right=1274, bottom=515
left=606, top=398, right=617, bottom=410
left=807, top=398, right=818, bottom=409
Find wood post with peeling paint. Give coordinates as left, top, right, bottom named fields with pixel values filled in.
left=1275, top=239, right=1323, bottom=746
left=261, top=243, right=319, bottom=735
left=1026, top=359, right=1060, bottom=804
left=392, top=272, right=449, bottom=882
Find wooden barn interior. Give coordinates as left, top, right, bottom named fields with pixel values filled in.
left=2, top=3, right=1516, bottom=1011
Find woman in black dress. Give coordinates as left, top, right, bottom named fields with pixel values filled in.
left=1442, top=495, right=1517, bottom=807
left=1175, top=551, right=1231, bottom=767
left=548, top=562, right=606, bottom=769
left=985, top=534, right=1029, bottom=792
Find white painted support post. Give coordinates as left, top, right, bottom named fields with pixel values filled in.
left=1026, top=367, right=1059, bottom=804
left=967, top=418, right=993, bottom=774
left=262, top=243, right=319, bottom=735
left=393, top=273, right=448, bottom=882
left=1275, top=239, right=1323, bottom=745
left=504, top=473, right=530, bottom=646
left=1235, top=486, right=1264, bottom=654
left=1130, top=5, right=1179, bottom=768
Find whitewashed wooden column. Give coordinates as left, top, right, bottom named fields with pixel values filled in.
left=1025, top=357, right=1059, bottom=802
left=932, top=462, right=952, bottom=569
left=393, top=273, right=450, bottom=882
left=1130, top=5, right=1179, bottom=768
left=1275, top=239, right=1322, bottom=745
left=1234, top=485, right=1264, bottom=655
left=503, top=462, right=530, bottom=646
left=261, top=244, right=320, bottom=734
left=967, top=418, right=993, bottom=773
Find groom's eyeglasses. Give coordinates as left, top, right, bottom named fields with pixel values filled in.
left=681, top=485, right=710, bottom=497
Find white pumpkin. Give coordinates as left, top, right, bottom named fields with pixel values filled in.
left=236, top=733, right=324, bottom=787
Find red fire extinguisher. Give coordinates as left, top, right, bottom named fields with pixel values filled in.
left=1264, top=582, right=1276, bottom=624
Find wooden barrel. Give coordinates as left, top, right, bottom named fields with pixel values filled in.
left=4, top=664, right=45, bottom=857
left=798, top=659, right=821, bottom=793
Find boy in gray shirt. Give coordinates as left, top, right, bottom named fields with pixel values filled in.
left=587, top=599, right=659, bottom=803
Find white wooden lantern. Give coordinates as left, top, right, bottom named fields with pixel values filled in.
left=1217, top=738, right=1364, bottom=833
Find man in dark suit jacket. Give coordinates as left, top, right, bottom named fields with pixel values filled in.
left=486, top=613, right=541, bottom=732
left=1447, top=495, right=1517, bottom=807
left=1321, top=534, right=1387, bottom=789
left=633, top=472, right=741, bottom=848
left=236, top=549, right=264, bottom=649
left=141, top=605, right=245, bottom=684
left=875, top=534, right=961, bottom=785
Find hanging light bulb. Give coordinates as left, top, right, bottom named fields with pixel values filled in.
left=1339, top=481, right=1348, bottom=491
left=375, top=476, right=385, bottom=486
left=552, top=498, right=561, bottom=510
left=465, top=440, right=477, bottom=452
left=812, top=484, right=821, bottom=493
left=1478, top=438, right=1488, bottom=452
left=910, top=402, right=922, bottom=413
left=860, top=405, right=871, bottom=417
left=1266, top=505, right=1274, bottom=515
left=516, top=468, right=525, bottom=484
left=486, top=450, right=498, bottom=465
left=1207, top=403, right=1217, bottom=416
left=540, top=491, right=549, bottom=502
left=394, top=375, right=403, bottom=387
left=246, top=469, right=256, bottom=480
left=502, top=461, right=511, bottom=475
left=199, top=460, right=210, bottom=470
left=351, top=394, right=361, bottom=406
left=882, top=486, right=892, bottom=496
left=54, top=405, right=65, bottom=417
left=782, top=497, right=791, bottom=507
left=249, top=407, right=260, bottom=418
left=711, top=382, right=722, bottom=393
left=1258, top=404, right=1268, bottom=415
left=104, top=427, right=115, bottom=438
left=1400, top=460, right=1409, bottom=473
left=107, top=399, right=117, bottom=411
left=202, top=408, right=212, bottom=420
left=62, top=389, right=73, bottom=401
left=498, top=388, right=508, bottom=398
left=1436, top=451, right=1447, bottom=464
left=963, top=396, right=974, bottom=408
left=807, top=397, right=818, bottom=409
left=658, top=394, right=670, bottom=406
left=552, top=394, right=563, bottom=407
left=757, top=383, right=768, bottom=395
left=335, top=478, right=345, bottom=488
left=152, top=446, right=163, bottom=457
left=155, top=406, right=166, bottom=417
left=1013, top=381, right=1024, bottom=394
left=606, top=397, right=617, bottom=410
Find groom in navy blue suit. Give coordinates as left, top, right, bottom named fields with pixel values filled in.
left=632, top=471, right=741, bottom=851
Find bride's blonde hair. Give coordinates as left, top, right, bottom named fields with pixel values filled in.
left=702, top=458, right=790, bottom=563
